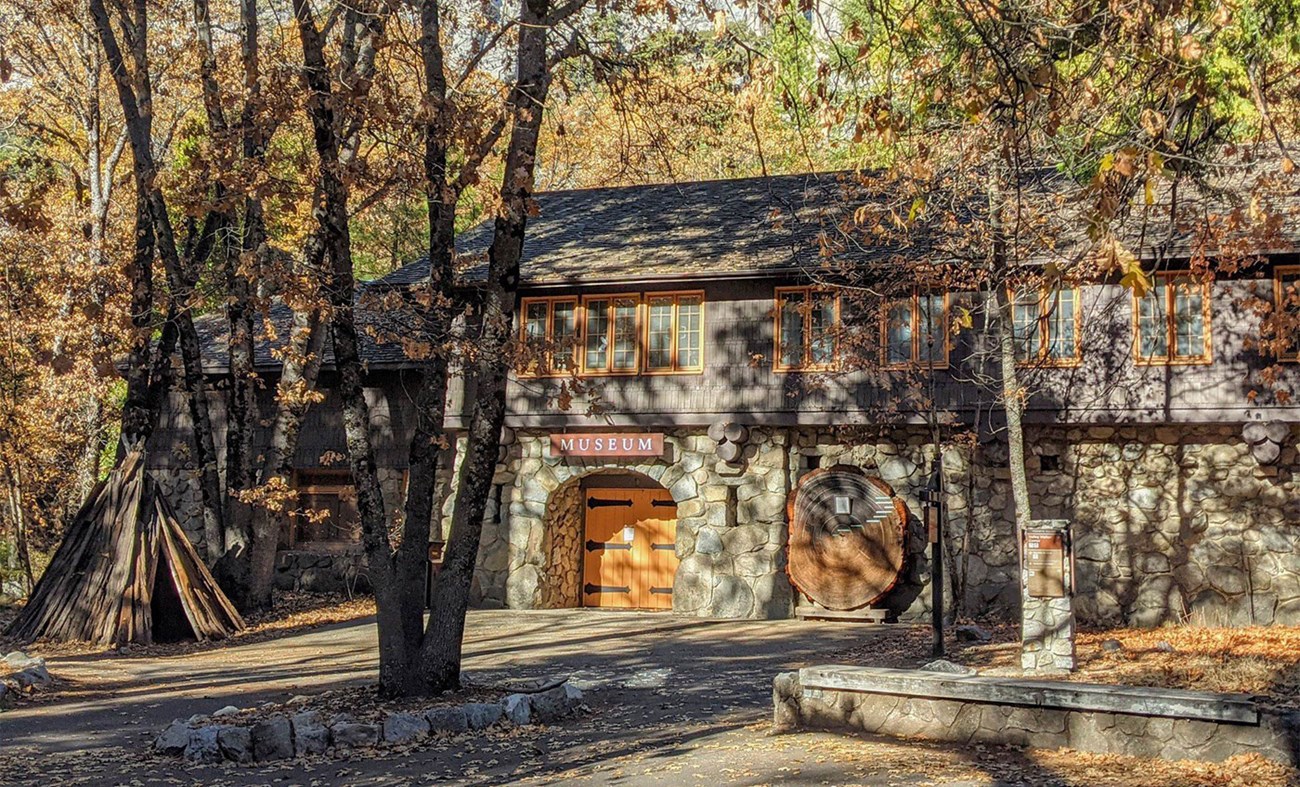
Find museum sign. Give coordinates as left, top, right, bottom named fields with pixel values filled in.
left=548, top=433, right=665, bottom=458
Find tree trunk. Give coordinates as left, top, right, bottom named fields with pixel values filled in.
left=991, top=285, right=1033, bottom=533
left=91, top=0, right=227, bottom=560
left=243, top=306, right=326, bottom=609
left=3, top=464, right=34, bottom=594
left=420, top=0, right=556, bottom=692
left=294, top=0, right=414, bottom=691
left=216, top=0, right=268, bottom=596
left=117, top=179, right=158, bottom=450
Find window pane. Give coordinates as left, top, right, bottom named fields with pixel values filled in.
left=551, top=301, right=577, bottom=371
left=676, top=297, right=702, bottom=369
left=1045, top=288, right=1076, bottom=360
left=1137, top=280, right=1169, bottom=359
left=1172, top=279, right=1205, bottom=359
left=779, top=292, right=805, bottom=367
left=918, top=294, right=946, bottom=364
left=524, top=302, right=548, bottom=341
left=647, top=298, right=674, bottom=370
left=584, top=299, right=609, bottom=370
left=523, top=301, right=549, bottom=373
left=809, top=293, right=836, bottom=366
left=611, top=297, right=639, bottom=370
left=1013, top=290, right=1041, bottom=362
left=886, top=301, right=913, bottom=365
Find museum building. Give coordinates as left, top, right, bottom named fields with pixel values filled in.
left=153, top=172, right=1300, bottom=627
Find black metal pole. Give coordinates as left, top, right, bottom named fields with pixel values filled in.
left=930, top=456, right=945, bottom=657
left=926, top=322, right=944, bottom=657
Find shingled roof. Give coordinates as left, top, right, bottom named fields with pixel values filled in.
left=380, top=162, right=1300, bottom=290
left=379, top=171, right=856, bottom=287
left=194, top=298, right=414, bottom=373
left=199, top=164, right=1299, bottom=371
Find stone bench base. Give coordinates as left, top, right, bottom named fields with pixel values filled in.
left=773, top=666, right=1300, bottom=765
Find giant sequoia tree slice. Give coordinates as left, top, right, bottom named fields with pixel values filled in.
left=786, top=466, right=907, bottom=611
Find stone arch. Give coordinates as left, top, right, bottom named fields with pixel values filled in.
left=529, top=464, right=693, bottom=609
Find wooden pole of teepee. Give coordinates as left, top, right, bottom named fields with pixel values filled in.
left=5, top=451, right=244, bottom=646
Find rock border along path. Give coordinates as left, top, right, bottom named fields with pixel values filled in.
left=155, top=681, right=584, bottom=764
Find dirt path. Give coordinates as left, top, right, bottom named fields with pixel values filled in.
left=0, top=610, right=1286, bottom=786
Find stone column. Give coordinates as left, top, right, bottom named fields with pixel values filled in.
left=1021, top=519, right=1076, bottom=673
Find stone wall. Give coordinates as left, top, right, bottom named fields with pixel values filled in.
left=815, top=422, right=1300, bottom=628
left=273, top=551, right=370, bottom=594
left=474, top=429, right=795, bottom=618
left=153, top=416, right=1300, bottom=627
left=774, top=667, right=1299, bottom=766
left=154, top=468, right=210, bottom=555
left=945, top=424, right=1300, bottom=627
left=153, top=464, right=407, bottom=596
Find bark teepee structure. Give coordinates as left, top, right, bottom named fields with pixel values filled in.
left=6, top=450, right=245, bottom=645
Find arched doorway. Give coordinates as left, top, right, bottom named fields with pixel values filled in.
left=539, top=470, right=679, bottom=610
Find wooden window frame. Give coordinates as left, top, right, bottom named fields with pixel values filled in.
left=519, top=291, right=709, bottom=378
left=1012, top=286, right=1083, bottom=368
left=580, top=293, right=643, bottom=376
left=1273, top=265, right=1300, bottom=363
left=773, top=286, right=840, bottom=373
left=643, top=290, right=706, bottom=375
left=881, top=290, right=951, bottom=370
left=1132, top=272, right=1213, bottom=366
left=518, top=296, right=580, bottom=378
left=288, top=469, right=361, bottom=549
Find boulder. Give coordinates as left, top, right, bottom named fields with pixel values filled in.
left=216, top=725, right=253, bottom=763
left=0, top=683, right=8, bottom=704
left=383, top=712, right=431, bottom=743
left=251, top=715, right=294, bottom=761
left=10, top=665, right=50, bottom=688
left=694, top=527, right=724, bottom=556
left=292, top=710, right=330, bottom=756
left=921, top=659, right=976, bottom=676
left=1101, top=639, right=1123, bottom=652
left=529, top=683, right=584, bottom=722
left=1, top=652, right=42, bottom=672
left=954, top=624, right=992, bottom=643
left=330, top=716, right=380, bottom=749
left=463, top=702, right=505, bottom=730
left=154, top=720, right=193, bottom=755
left=183, top=726, right=222, bottom=764
left=424, top=706, right=469, bottom=733
left=212, top=705, right=241, bottom=718
left=502, top=693, right=532, bottom=725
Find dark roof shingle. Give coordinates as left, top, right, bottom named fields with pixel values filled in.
left=379, top=171, right=856, bottom=287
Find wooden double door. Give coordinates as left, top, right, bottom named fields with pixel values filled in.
left=581, top=488, right=678, bottom=610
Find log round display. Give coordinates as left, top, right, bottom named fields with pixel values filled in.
left=786, top=466, right=907, bottom=610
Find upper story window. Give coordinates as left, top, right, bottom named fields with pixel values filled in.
left=775, top=287, right=839, bottom=371
left=518, top=292, right=705, bottom=377
left=883, top=291, right=949, bottom=368
left=1275, top=266, right=1300, bottom=362
left=1134, top=272, right=1211, bottom=365
left=1013, top=286, right=1080, bottom=365
left=583, top=294, right=641, bottom=374
left=646, top=292, right=704, bottom=372
left=520, top=297, right=579, bottom=376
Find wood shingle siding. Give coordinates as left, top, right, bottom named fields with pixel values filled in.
left=488, top=276, right=1300, bottom=428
